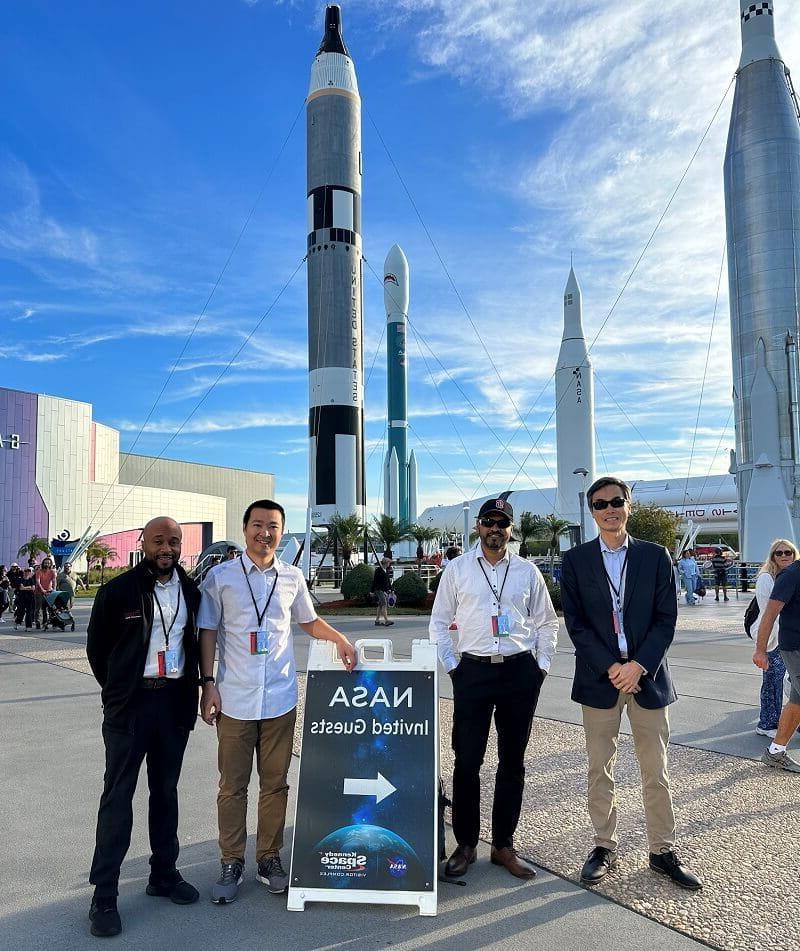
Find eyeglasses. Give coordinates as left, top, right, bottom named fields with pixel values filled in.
left=773, top=549, right=794, bottom=557
left=590, top=497, right=628, bottom=511
left=478, top=516, right=511, bottom=529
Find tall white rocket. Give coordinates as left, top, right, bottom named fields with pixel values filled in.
left=725, top=0, right=800, bottom=558
left=555, top=266, right=596, bottom=543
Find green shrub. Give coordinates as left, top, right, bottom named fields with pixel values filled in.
left=341, top=563, right=374, bottom=602
left=544, top=577, right=561, bottom=612
left=392, top=571, right=428, bottom=606
left=429, top=570, right=444, bottom=594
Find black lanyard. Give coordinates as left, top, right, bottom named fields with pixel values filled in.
left=477, top=558, right=510, bottom=610
left=241, top=555, right=278, bottom=628
left=602, top=548, right=628, bottom=612
left=153, top=583, right=182, bottom=648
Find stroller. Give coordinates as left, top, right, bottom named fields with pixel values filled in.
left=43, top=590, right=75, bottom=632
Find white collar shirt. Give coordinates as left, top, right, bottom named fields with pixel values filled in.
left=599, top=536, right=629, bottom=657
left=197, top=553, right=317, bottom=721
left=428, top=546, right=559, bottom=673
left=143, top=571, right=188, bottom=678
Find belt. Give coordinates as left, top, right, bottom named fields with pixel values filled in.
left=141, top=677, right=181, bottom=690
left=462, top=650, right=531, bottom=666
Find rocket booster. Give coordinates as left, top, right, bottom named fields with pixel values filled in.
left=383, top=244, right=410, bottom=524
left=307, top=5, right=365, bottom=523
left=555, top=266, right=596, bottom=542
left=724, top=0, right=800, bottom=557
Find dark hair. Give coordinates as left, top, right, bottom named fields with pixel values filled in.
left=243, top=499, right=286, bottom=527
left=445, top=547, right=460, bottom=561
left=587, top=476, right=631, bottom=504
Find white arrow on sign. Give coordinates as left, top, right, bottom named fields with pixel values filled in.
left=343, top=772, right=397, bottom=804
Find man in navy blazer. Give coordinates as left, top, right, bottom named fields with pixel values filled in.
left=561, top=476, right=702, bottom=891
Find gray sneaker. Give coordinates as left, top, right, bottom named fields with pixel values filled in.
left=761, top=749, right=800, bottom=773
left=211, top=861, right=244, bottom=904
left=256, top=854, right=288, bottom=894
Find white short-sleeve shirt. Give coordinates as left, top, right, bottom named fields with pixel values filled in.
left=198, top=553, right=317, bottom=721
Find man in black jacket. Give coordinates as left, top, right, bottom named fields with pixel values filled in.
left=86, top=516, right=201, bottom=937
left=561, top=477, right=702, bottom=892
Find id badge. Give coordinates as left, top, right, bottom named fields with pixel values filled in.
left=612, top=610, right=621, bottom=636
left=492, top=614, right=511, bottom=637
left=249, top=630, right=270, bottom=655
left=164, top=649, right=179, bottom=674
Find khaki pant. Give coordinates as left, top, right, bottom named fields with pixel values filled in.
left=216, top=708, right=296, bottom=864
left=582, top=693, right=676, bottom=853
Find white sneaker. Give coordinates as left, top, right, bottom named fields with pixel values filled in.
left=756, top=727, right=778, bottom=738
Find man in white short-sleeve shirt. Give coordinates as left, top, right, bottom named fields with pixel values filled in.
left=199, top=499, right=356, bottom=905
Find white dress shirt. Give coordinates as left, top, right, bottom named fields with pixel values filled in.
left=143, top=571, right=188, bottom=678
left=198, top=553, right=317, bottom=721
left=599, top=536, right=629, bottom=658
left=429, top=546, right=559, bottom=673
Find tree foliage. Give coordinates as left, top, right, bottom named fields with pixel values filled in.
left=369, top=515, right=411, bottom=557
left=626, top=502, right=679, bottom=549
left=392, top=571, right=428, bottom=605
left=17, top=534, right=51, bottom=561
left=340, top=562, right=374, bottom=602
left=327, top=513, right=365, bottom=563
left=518, top=511, right=545, bottom=558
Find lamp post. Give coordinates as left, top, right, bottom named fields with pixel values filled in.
left=573, top=467, right=589, bottom=545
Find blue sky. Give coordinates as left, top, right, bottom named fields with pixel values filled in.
left=3, top=0, right=800, bottom=533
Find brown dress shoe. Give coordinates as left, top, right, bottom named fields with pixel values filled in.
left=444, top=845, right=476, bottom=877
left=490, top=846, right=537, bottom=879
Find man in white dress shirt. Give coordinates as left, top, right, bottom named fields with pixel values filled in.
left=430, top=497, right=559, bottom=880
left=199, top=499, right=357, bottom=904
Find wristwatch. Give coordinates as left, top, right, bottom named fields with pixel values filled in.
left=200, top=675, right=215, bottom=685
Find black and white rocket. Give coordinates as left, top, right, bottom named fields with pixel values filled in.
left=555, top=265, right=596, bottom=544
left=306, top=5, right=365, bottom=524
left=725, top=0, right=800, bottom=558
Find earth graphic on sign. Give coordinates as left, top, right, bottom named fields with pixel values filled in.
left=314, top=824, right=424, bottom=889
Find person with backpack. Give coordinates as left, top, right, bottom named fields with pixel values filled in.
left=753, top=540, right=798, bottom=738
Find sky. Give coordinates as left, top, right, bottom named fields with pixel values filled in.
left=3, top=0, right=800, bottom=534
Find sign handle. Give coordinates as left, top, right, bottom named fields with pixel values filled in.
left=354, top=638, right=394, bottom=665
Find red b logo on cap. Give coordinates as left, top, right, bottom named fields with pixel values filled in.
left=495, top=499, right=505, bottom=509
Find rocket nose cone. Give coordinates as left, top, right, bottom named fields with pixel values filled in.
left=738, top=0, right=781, bottom=67
left=318, top=4, right=349, bottom=56
left=384, top=245, right=410, bottom=315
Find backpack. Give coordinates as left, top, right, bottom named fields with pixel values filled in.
left=744, top=596, right=759, bottom=639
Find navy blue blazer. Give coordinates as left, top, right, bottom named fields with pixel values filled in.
left=561, top=536, right=678, bottom=710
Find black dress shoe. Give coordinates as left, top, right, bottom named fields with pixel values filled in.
left=444, top=844, right=476, bottom=877
left=649, top=850, right=702, bottom=891
left=580, top=846, right=618, bottom=884
left=146, top=875, right=200, bottom=905
left=89, top=897, right=122, bottom=938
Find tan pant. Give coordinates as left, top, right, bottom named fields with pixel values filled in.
left=582, top=693, right=676, bottom=853
left=216, top=708, right=296, bottom=864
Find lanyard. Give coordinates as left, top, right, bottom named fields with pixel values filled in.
left=241, top=555, right=278, bottom=628
left=477, top=558, right=510, bottom=609
left=602, top=548, right=628, bottom=611
left=153, top=583, right=182, bottom=648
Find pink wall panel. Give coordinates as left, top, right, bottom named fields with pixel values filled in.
left=97, top=523, right=206, bottom=569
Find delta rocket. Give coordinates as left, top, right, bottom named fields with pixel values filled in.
left=306, top=5, right=365, bottom=524
left=383, top=244, right=417, bottom=524
left=725, top=0, right=800, bottom=559
left=555, top=266, right=596, bottom=544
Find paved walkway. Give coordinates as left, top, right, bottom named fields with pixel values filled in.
left=1, top=595, right=795, bottom=950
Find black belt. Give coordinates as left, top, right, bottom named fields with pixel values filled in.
left=462, top=650, right=531, bottom=666
left=141, top=677, right=182, bottom=690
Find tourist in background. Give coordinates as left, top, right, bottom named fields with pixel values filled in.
left=753, top=540, right=797, bottom=738
left=0, top=566, right=10, bottom=623
left=14, top=566, right=36, bottom=630
left=677, top=550, right=699, bottom=606
left=35, top=556, right=56, bottom=629
left=711, top=548, right=731, bottom=602
left=371, top=557, right=394, bottom=627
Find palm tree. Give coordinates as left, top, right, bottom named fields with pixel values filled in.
left=86, top=541, right=117, bottom=585
left=17, top=534, right=51, bottom=564
left=370, top=515, right=411, bottom=560
left=408, top=524, right=440, bottom=567
left=517, top=511, right=543, bottom=559
left=327, top=513, right=365, bottom=569
left=540, top=514, right=572, bottom=576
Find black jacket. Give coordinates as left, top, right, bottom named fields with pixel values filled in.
left=561, top=536, right=678, bottom=710
left=86, top=560, right=201, bottom=732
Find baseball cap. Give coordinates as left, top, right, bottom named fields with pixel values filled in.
left=477, top=497, right=514, bottom=521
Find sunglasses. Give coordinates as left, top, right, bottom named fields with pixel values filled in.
left=773, top=549, right=794, bottom=557
left=590, top=497, right=628, bottom=511
left=479, top=516, right=511, bottom=529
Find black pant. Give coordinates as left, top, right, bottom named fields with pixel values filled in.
left=14, top=592, right=33, bottom=628
left=90, top=683, right=190, bottom=898
left=451, top=652, right=544, bottom=850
